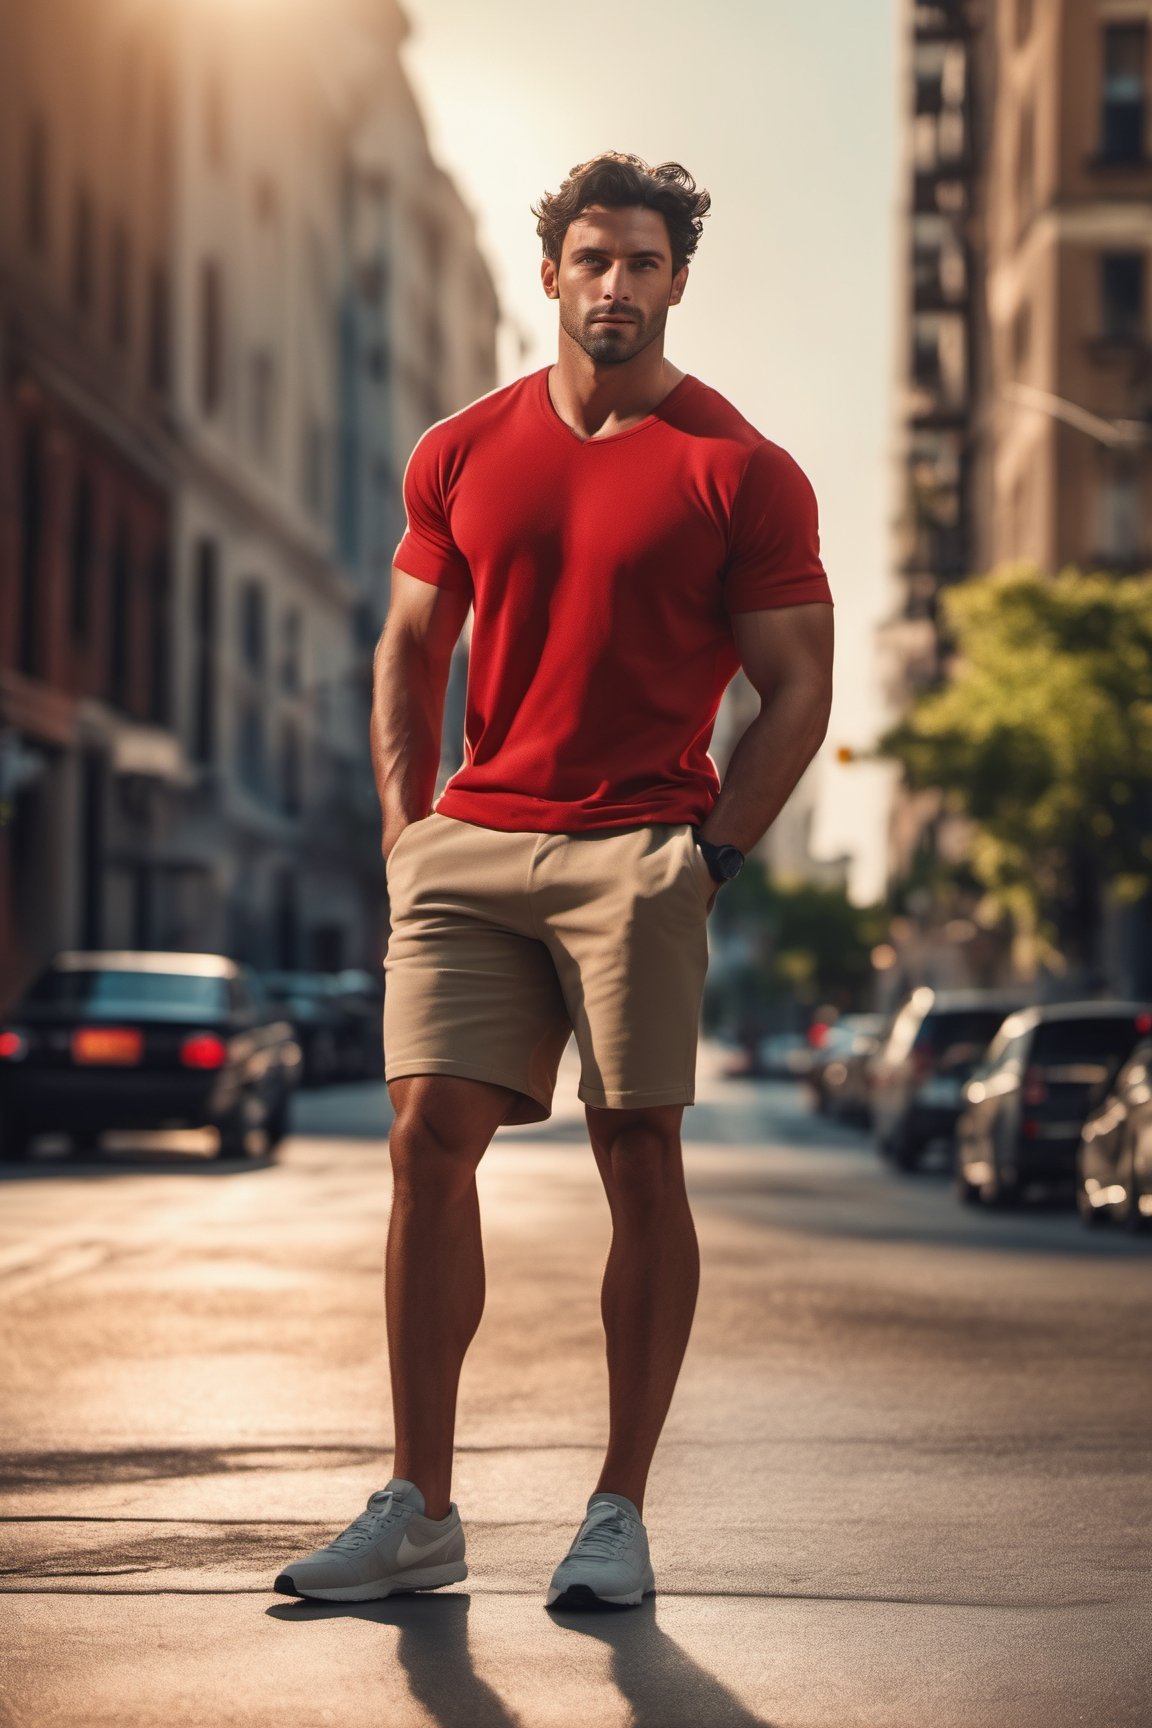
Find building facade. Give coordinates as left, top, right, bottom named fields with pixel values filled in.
left=0, top=0, right=500, bottom=995
left=884, top=0, right=1152, bottom=985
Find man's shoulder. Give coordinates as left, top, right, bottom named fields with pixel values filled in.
left=413, top=371, right=543, bottom=458
left=669, top=376, right=781, bottom=455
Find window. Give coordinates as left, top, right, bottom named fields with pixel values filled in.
left=1101, top=23, right=1147, bottom=162
left=148, top=548, right=171, bottom=726
left=71, top=187, right=95, bottom=312
left=147, top=264, right=170, bottom=394
left=249, top=348, right=277, bottom=460
left=69, top=469, right=94, bottom=641
left=236, top=698, right=266, bottom=798
left=199, top=259, right=224, bottom=415
left=110, top=221, right=130, bottom=348
left=282, top=608, right=302, bottom=692
left=191, top=537, right=219, bottom=765
left=280, top=722, right=303, bottom=817
left=1100, top=252, right=1145, bottom=341
left=239, top=579, right=266, bottom=675
left=1096, top=455, right=1143, bottom=562
left=24, top=114, right=49, bottom=255
left=108, top=520, right=133, bottom=711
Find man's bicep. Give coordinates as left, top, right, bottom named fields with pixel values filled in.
left=386, top=567, right=471, bottom=663
left=730, top=603, right=834, bottom=703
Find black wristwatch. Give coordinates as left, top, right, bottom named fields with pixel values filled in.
left=692, top=828, right=745, bottom=885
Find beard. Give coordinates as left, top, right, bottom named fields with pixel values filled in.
left=560, top=300, right=668, bottom=367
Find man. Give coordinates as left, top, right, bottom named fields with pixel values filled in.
left=275, top=152, right=833, bottom=1608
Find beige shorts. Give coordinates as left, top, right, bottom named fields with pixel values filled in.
left=383, top=814, right=713, bottom=1123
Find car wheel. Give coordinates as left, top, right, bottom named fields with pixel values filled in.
left=265, top=1092, right=291, bottom=1149
left=982, top=1161, right=1021, bottom=1209
left=1118, top=1143, right=1149, bottom=1235
left=887, top=1130, right=922, bottom=1173
left=215, top=1092, right=266, bottom=1159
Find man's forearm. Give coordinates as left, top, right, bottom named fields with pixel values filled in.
left=371, top=629, right=450, bottom=857
left=700, top=680, right=830, bottom=856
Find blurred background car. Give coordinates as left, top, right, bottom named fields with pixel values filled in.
left=871, top=987, right=1026, bottom=1171
left=754, top=1031, right=814, bottom=1081
left=0, top=952, right=301, bottom=1160
left=1075, top=1037, right=1152, bottom=1232
left=956, top=1003, right=1152, bottom=1208
left=806, top=1012, right=887, bottom=1122
left=261, top=971, right=382, bottom=1086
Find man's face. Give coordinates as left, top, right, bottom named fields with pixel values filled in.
left=542, top=205, right=688, bottom=367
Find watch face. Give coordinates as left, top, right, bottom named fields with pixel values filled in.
left=718, top=847, right=744, bottom=880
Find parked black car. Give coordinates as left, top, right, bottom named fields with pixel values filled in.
left=262, top=971, right=383, bottom=1084
left=0, top=952, right=301, bottom=1159
left=871, top=988, right=1026, bottom=1170
left=955, top=1002, right=1152, bottom=1208
left=1075, top=1037, right=1152, bottom=1232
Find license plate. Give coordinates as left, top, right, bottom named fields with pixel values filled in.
left=72, top=1027, right=143, bottom=1066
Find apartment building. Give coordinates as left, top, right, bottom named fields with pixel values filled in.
left=884, top=0, right=1152, bottom=982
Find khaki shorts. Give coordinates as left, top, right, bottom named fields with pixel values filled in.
left=383, top=814, right=713, bottom=1123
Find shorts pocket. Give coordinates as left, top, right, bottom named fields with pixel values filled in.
left=684, top=828, right=716, bottom=904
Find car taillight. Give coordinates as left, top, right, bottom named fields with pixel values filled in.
left=180, top=1033, right=228, bottom=1070
left=808, top=1022, right=829, bottom=1050
left=1022, top=1065, right=1048, bottom=1106
left=1136, top=1013, right=1152, bottom=1036
left=0, top=1028, right=27, bottom=1060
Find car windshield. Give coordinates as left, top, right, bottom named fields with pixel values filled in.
left=27, top=970, right=229, bottom=1015
left=914, top=1010, right=1011, bottom=1071
left=1032, top=1017, right=1147, bottom=1074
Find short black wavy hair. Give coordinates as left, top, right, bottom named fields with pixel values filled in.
left=533, top=152, right=711, bottom=273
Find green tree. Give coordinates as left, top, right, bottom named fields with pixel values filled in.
left=879, top=566, right=1152, bottom=969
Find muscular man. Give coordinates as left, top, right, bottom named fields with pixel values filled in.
left=276, top=152, right=833, bottom=1609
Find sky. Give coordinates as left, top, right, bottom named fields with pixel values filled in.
left=400, top=0, right=902, bottom=903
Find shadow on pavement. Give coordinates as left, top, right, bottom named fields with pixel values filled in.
left=267, top=1593, right=517, bottom=1728
left=549, top=1595, right=780, bottom=1728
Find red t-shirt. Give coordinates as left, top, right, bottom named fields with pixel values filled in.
left=395, top=367, right=831, bottom=832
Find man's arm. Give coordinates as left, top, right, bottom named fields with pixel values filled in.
left=699, top=602, right=834, bottom=855
left=371, top=568, right=471, bottom=859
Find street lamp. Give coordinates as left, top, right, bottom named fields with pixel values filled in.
left=1001, top=382, right=1151, bottom=449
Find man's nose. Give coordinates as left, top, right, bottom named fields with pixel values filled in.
left=601, top=264, right=631, bottom=301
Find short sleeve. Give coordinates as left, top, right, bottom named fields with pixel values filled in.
left=393, top=429, right=473, bottom=593
left=724, top=441, right=832, bottom=613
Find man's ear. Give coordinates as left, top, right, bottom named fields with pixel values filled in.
left=541, top=257, right=559, bottom=301
left=669, top=264, right=689, bottom=308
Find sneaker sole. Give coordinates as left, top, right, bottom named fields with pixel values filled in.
left=546, top=1581, right=654, bottom=1610
left=273, top=1561, right=468, bottom=1602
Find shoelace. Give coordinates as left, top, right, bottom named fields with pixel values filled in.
left=568, top=1505, right=636, bottom=1561
left=326, top=1492, right=403, bottom=1555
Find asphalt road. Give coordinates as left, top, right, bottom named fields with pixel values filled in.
left=2, top=1045, right=1151, bottom=1728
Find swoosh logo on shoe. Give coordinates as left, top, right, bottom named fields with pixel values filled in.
left=396, top=1525, right=460, bottom=1569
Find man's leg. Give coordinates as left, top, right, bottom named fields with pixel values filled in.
left=584, top=1102, right=700, bottom=1516
left=386, top=1073, right=519, bottom=1520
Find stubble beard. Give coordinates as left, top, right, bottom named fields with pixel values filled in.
left=560, top=301, right=667, bottom=367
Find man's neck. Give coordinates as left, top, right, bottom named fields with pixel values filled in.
left=547, top=338, right=685, bottom=442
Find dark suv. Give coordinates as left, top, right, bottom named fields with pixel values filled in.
left=871, top=988, right=1027, bottom=1171
left=955, top=1002, right=1152, bottom=1207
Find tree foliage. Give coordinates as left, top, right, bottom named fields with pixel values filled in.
left=879, top=566, right=1152, bottom=953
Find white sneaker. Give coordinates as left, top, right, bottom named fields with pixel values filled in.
left=546, top=1492, right=656, bottom=1608
left=274, top=1478, right=466, bottom=1602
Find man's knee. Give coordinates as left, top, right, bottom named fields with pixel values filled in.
left=587, top=1106, right=685, bottom=1205
left=388, top=1075, right=508, bottom=1202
